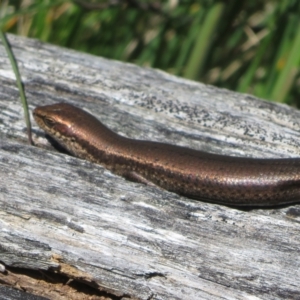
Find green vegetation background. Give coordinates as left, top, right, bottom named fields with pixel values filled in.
left=1, top=0, right=300, bottom=106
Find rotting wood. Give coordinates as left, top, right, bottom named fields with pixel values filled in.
left=0, top=34, right=300, bottom=300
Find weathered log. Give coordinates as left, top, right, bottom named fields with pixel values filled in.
left=0, top=34, right=300, bottom=300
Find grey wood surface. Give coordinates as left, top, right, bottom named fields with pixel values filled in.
left=0, top=34, right=300, bottom=300
left=0, top=284, right=49, bottom=300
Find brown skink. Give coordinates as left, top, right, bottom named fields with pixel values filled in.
left=33, top=103, right=300, bottom=206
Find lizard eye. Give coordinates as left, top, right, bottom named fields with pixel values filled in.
left=43, top=117, right=56, bottom=128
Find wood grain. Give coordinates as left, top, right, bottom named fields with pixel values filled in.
left=0, top=34, right=300, bottom=300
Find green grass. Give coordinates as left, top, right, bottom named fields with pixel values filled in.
left=0, top=29, right=32, bottom=144
left=1, top=0, right=300, bottom=106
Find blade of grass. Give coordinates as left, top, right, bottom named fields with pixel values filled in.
left=271, top=19, right=300, bottom=102
left=237, top=33, right=272, bottom=93
left=184, top=2, right=224, bottom=80
left=0, top=30, right=33, bottom=144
